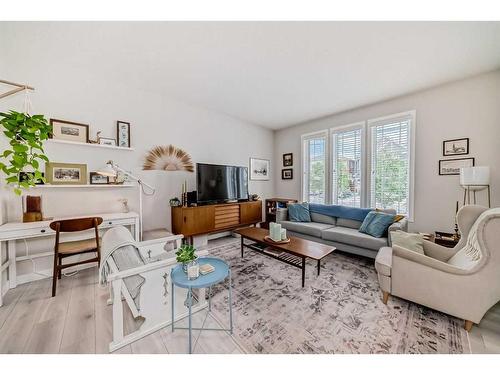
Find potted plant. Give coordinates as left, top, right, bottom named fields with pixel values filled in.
left=0, top=110, right=51, bottom=195
left=175, top=244, right=198, bottom=273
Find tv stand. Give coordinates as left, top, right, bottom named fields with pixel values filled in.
left=171, top=200, right=262, bottom=239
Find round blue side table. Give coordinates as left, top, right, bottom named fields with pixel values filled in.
left=170, top=257, right=233, bottom=354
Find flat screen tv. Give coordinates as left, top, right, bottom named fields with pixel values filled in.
left=196, top=163, right=249, bottom=204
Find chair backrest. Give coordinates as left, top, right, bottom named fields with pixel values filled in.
left=50, top=217, right=103, bottom=232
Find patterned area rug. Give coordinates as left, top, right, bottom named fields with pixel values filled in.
left=208, top=240, right=470, bottom=354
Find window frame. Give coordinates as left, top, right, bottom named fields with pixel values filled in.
left=330, top=122, right=366, bottom=207
left=301, top=130, right=329, bottom=204
left=366, top=110, right=416, bottom=221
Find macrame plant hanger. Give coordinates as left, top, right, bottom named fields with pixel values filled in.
left=0, top=79, right=35, bottom=101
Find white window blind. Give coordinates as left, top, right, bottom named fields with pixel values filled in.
left=369, top=113, right=413, bottom=217
left=332, top=126, right=362, bottom=207
left=302, top=133, right=327, bottom=204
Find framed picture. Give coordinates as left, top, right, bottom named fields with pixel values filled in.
left=283, top=153, right=293, bottom=167
left=99, top=137, right=117, bottom=146
left=117, top=121, right=131, bottom=148
left=443, top=138, right=469, bottom=156
left=89, top=172, right=109, bottom=185
left=46, top=163, right=87, bottom=185
left=282, top=168, right=293, bottom=180
left=439, top=158, right=475, bottom=176
left=250, top=158, right=270, bottom=180
left=49, top=119, right=89, bottom=143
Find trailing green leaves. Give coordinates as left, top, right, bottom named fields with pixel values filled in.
left=0, top=110, right=52, bottom=195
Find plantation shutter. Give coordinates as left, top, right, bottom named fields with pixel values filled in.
left=303, top=134, right=327, bottom=204
left=370, top=115, right=412, bottom=215
left=332, top=127, right=362, bottom=207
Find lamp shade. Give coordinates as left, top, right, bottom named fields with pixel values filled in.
left=460, top=166, right=490, bottom=190
left=97, top=162, right=117, bottom=177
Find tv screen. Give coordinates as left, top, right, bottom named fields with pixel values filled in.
left=196, top=163, right=249, bottom=203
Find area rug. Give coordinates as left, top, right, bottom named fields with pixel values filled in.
left=207, top=240, right=470, bottom=354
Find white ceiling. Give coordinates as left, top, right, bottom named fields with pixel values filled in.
left=3, top=22, right=500, bottom=129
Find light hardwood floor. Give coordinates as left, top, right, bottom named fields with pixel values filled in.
left=0, top=236, right=245, bottom=354
left=1, top=235, right=499, bottom=354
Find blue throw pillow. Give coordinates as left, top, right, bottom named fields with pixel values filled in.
left=359, top=211, right=395, bottom=238
left=288, top=202, right=311, bottom=222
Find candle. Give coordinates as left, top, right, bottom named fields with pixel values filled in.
left=281, top=228, right=287, bottom=240
left=187, top=262, right=199, bottom=280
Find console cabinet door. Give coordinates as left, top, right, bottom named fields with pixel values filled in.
left=178, top=206, right=215, bottom=236
left=240, top=201, right=262, bottom=224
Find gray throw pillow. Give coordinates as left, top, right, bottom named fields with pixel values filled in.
left=390, top=230, right=424, bottom=254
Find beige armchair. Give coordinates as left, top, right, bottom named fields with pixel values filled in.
left=375, top=205, right=500, bottom=331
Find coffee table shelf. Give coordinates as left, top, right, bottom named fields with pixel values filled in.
left=235, top=227, right=335, bottom=287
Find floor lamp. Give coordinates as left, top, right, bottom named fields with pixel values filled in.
left=460, top=166, right=491, bottom=207
left=98, top=160, right=155, bottom=240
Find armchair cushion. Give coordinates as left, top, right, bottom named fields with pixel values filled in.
left=422, top=240, right=457, bottom=262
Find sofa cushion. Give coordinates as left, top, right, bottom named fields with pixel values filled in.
left=375, top=246, right=392, bottom=276
left=321, top=226, right=388, bottom=250
left=310, top=212, right=337, bottom=225
left=280, top=221, right=334, bottom=238
left=337, top=218, right=362, bottom=229
left=359, top=211, right=396, bottom=238
left=288, top=202, right=311, bottom=222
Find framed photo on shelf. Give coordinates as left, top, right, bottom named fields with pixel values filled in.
left=283, top=153, right=293, bottom=167
left=99, top=137, right=117, bottom=146
left=45, top=162, right=88, bottom=185
left=249, top=158, right=270, bottom=180
left=438, top=157, right=475, bottom=176
left=89, top=172, right=109, bottom=185
left=443, top=138, right=469, bottom=156
left=49, top=119, right=89, bottom=143
left=281, top=168, right=293, bottom=180
left=117, top=121, right=131, bottom=148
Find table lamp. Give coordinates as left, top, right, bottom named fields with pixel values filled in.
left=98, top=160, right=155, bottom=240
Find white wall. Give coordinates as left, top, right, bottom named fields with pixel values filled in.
left=274, top=70, right=500, bottom=233
left=0, top=52, right=274, bottom=282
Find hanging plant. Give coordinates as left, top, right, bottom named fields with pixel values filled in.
left=0, top=110, right=52, bottom=195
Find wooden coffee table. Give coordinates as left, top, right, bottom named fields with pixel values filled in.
left=234, top=227, right=335, bottom=287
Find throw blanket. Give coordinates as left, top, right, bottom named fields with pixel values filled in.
left=99, top=226, right=146, bottom=310
left=309, top=203, right=372, bottom=222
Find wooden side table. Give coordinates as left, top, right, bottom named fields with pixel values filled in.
left=431, top=231, right=460, bottom=248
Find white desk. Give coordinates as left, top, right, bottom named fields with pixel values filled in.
left=0, top=211, right=139, bottom=306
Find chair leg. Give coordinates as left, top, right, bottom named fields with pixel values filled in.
left=464, top=320, right=473, bottom=332
left=52, top=254, right=58, bottom=297
left=58, top=256, right=62, bottom=279
left=382, top=291, right=390, bottom=305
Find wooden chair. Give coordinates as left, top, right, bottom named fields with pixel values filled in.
left=50, top=217, right=103, bottom=297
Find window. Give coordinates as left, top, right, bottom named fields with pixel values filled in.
left=302, top=131, right=328, bottom=204
left=368, top=111, right=415, bottom=219
left=300, top=111, right=415, bottom=220
left=331, top=124, right=364, bottom=207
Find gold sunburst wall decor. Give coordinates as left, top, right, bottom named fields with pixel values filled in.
left=142, top=145, right=194, bottom=172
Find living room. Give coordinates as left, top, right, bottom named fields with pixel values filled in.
left=1, top=1, right=500, bottom=372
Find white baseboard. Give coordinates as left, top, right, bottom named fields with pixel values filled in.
left=15, top=263, right=97, bottom=285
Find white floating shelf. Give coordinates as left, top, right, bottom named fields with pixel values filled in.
left=32, top=184, right=135, bottom=189
left=46, top=139, right=135, bottom=151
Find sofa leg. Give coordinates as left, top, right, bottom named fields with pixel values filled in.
left=464, top=320, right=473, bottom=332
left=382, top=291, right=389, bottom=305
